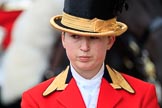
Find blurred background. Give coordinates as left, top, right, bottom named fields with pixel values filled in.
left=0, top=0, right=162, bottom=108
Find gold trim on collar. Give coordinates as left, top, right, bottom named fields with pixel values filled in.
left=43, top=66, right=69, bottom=96
left=43, top=65, right=135, bottom=96
left=106, top=65, right=135, bottom=93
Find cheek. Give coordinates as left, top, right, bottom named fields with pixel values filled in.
left=96, top=41, right=108, bottom=52
left=93, top=44, right=107, bottom=59
left=65, top=45, right=76, bottom=61
left=98, top=48, right=107, bottom=58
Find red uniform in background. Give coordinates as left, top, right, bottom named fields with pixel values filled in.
left=0, top=10, right=22, bottom=50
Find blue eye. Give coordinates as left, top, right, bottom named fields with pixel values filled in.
left=71, top=35, right=80, bottom=39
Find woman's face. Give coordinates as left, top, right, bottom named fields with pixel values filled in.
left=62, top=32, right=115, bottom=73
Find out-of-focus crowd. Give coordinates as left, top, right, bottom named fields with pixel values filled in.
left=0, top=0, right=63, bottom=108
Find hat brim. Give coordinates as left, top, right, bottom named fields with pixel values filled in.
left=50, top=15, right=128, bottom=37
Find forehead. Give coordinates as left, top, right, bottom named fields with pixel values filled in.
left=63, top=32, right=111, bottom=38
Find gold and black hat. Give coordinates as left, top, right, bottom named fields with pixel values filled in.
left=50, top=0, right=128, bottom=36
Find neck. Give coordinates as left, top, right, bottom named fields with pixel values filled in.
left=70, top=64, right=104, bottom=79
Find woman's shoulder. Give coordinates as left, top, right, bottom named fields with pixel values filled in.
left=122, top=73, right=155, bottom=90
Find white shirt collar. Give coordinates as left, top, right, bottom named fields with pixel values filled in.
left=70, top=63, right=104, bottom=86
left=70, top=64, right=104, bottom=108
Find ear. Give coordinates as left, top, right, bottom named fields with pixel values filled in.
left=107, top=36, right=116, bottom=50
left=61, top=32, right=66, bottom=49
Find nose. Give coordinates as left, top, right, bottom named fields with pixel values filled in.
left=80, top=38, right=90, bottom=52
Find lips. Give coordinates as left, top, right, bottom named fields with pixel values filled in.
left=78, top=56, right=91, bottom=62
